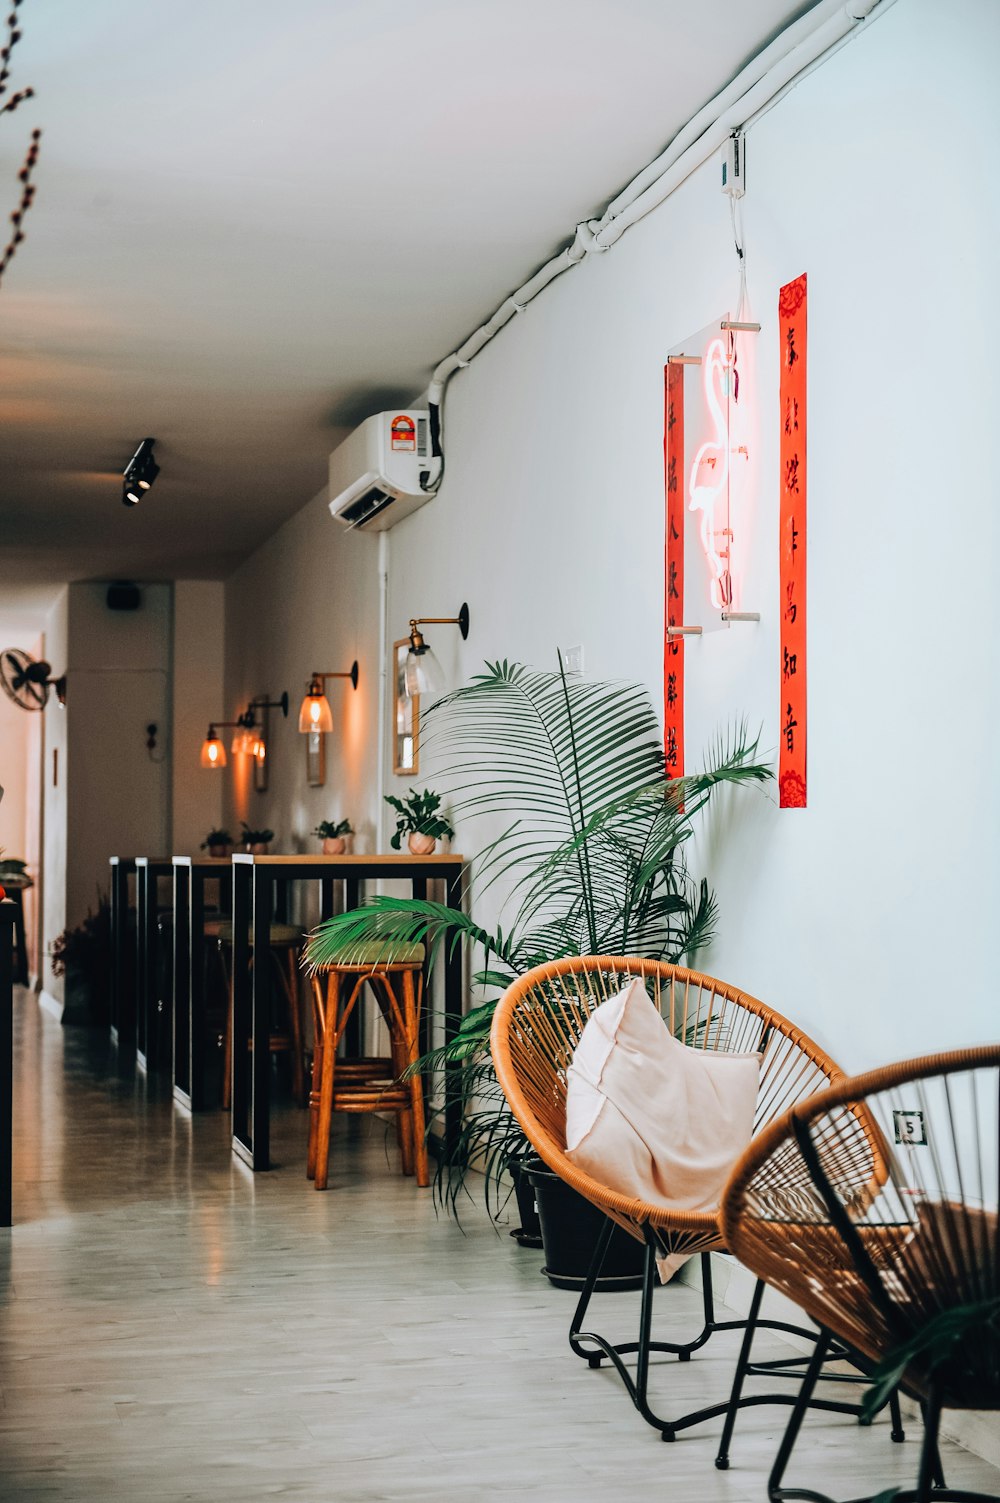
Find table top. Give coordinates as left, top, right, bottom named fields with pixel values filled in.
left=117, top=852, right=466, bottom=873
left=231, top=853, right=464, bottom=867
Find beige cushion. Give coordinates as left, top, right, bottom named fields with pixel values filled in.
left=565, top=977, right=759, bottom=1281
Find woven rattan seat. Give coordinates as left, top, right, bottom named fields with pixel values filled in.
left=490, top=955, right=861, bottom=1458
left=722, top=1044, right=1000, bottom=1502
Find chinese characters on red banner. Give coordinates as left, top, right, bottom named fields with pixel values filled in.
left=778, top=274, right=807, bottom=808
left=664, top=360, right=685, bottom=777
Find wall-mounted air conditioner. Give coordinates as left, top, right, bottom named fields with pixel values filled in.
left=328, top=409, right=433, bottom=531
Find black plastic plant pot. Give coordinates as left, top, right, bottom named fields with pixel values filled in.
left=506, top=1152, right=543, bottom=1248
left=525, top=1156, right=646, bottom=1291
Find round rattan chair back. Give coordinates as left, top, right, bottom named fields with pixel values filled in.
left=722, top=1044, right=1000, bottom=1404
left=490, top=954, right=843, bottom=1261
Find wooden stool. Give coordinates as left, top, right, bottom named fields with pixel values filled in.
left=215, top=920, right=306, bottom=1109
left=308, top=943, right=428, bottom=1190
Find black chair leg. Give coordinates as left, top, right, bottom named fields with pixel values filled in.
left=767, top=1327, right=831, bottom=1502
left=716, top=1275, right=766, bottom=1469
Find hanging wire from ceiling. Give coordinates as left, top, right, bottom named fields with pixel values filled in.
left=417, top=0, right=895, bottom=495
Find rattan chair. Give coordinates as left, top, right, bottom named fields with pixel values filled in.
left=490, top=954, right=874, bottom=1458
left=722, top=1043, right=1000, bottom=1503
left=308, top=944, right=429, bottom=1191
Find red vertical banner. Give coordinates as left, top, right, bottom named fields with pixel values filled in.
left=778, top=274, right=807, bottom=808
left=664, top=360, right=685, bottom=778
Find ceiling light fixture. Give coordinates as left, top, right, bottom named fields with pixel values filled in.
left=404, top=604, right=469, bottom=699
left=298, top=662, right=359, bottom=734
left=122, top=437, right=160, bottom=507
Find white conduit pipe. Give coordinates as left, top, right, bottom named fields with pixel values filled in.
left=424, top=0, right=890, bottom=457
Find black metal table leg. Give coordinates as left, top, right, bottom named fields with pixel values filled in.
left=172, top=864, right=193, bottom=1108
left=0, top=903, right=14, bottom=1226
left=135, top=862, right=149, bottom=1069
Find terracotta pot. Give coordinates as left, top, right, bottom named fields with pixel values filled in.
left=407, top=831, right=436, bottom=855
left=322, top=836, right=346, bottom=855
left=208, top=844, right=230, bottom=859
left=248, top=842, right=270, bottom=855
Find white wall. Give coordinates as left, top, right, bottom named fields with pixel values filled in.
left=64, top=581, right=172, bottom=927
left=0, top=662, right=31, bottom=859
left=223, top=0, right=999, bottom=1072
left=0, top=628, right=43, bottom=977
left=224, top=483, right=381, bottom=866
left=42, top=588, right=68, bottom=1002
left=172, top=580, right=225, bottom=854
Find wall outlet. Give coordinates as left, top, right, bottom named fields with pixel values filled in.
left=893, top=1109, right=927, bottom=1146
left=562, top=644, right=584, bottom=677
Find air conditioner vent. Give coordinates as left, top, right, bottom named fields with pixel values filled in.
left=339, top=485, right=396, bottom=528
left=329, top=409, right=436, bottom=531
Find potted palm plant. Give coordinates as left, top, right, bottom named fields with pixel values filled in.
left=314, top=818, right=353, bottom=854
left=306, top=658, right=771, bottom=1241
left=385, top=788, right=454, bottom=854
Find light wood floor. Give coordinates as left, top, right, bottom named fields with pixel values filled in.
left=2, top=991, right=997, bottom=1503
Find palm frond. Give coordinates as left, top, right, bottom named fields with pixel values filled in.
left=303, top=897, right=515, bottom=976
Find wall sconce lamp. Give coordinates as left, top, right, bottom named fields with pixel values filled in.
left=200, top=721, right=240, bottom=769
left=201, top=693, right=287, bottom=768
left=229, top=705, right=259, bottom=756
left=122, top=437, right=160, bottom=507
left=245, top=692, right=288, bottom=765
left=404, top=603, right=469, bottom=699
left=298, top=662, right=359, bottom=734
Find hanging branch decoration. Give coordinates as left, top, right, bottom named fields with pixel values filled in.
left=0, top=0, right=41, bottom=290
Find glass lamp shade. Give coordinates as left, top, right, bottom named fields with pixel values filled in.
left=298, top=688, right=333, bottom=734
left=200, top=734, right=227, bottom=769
left=253, top=737, right=266, bottom=764
left=230, top=727, right=255, bottom=754
left=404, top=646, right=446, bottom=700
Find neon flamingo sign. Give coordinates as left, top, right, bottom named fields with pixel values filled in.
left=687, top=336, right=733, bottom=610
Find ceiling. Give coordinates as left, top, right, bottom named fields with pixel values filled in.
left=0, top=0, right=816, bottom=601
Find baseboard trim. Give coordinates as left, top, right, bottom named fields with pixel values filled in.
left=39, top=988, right=64, bottom=1021
left=679, top=1251, right=999, bottom=1470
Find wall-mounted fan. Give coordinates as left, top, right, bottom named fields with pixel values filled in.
left=0, top=649, right=66, bottom=711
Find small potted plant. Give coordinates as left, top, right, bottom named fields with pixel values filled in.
left=240, top=822, right=274, bottom=855
left=385, top=788, right=454, bottom=855
left=50, top=891, right=112, bottom=1025
left=200, top=828, right=233, bottom=858
left=314, top=818, right=353, bottom=855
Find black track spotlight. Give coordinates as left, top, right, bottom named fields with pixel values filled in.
left=122, top=437, right=159, bottom=507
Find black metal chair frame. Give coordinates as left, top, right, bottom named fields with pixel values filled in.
left=569, top=1219, right=905, bottom=1468
left=759, top=1112, right=998, bottom=1503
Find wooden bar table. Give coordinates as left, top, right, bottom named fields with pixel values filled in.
left=0, top=901, right=14, bottom=1225
left=171, top=856, right=230, bottom=1111
left=230, top=852, right=465, bottom=1171
left=109, top=856, right=137, bottom=1052
left=134, top=857, right=175, bottom=1072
